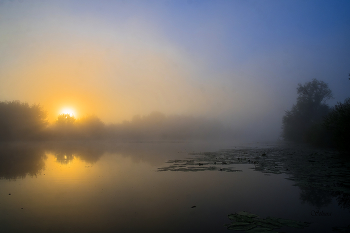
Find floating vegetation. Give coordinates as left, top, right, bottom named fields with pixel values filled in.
left=157, top=158, right=242, bottom=172
left=158, top=144, right=350, bottom=209
left=224, top=211, right=310, bottom=232
left=332, top=224, right=350, bottom=232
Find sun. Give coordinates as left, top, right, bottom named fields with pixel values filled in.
left=60, top=108, right=76, bottom=117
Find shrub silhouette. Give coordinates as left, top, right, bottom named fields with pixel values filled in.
left=52, top=114, right=77, bottom=139
left=0, top=101, right=233, bottom=141
left=75, top=115, right=105, bottom=139
left=0, top=101, right=48, bottom=141
left=282, top=79, right=332, bottom=144
left=324, top=98, right=350, bottom=151
left=52, top=114, right=106, bottom=140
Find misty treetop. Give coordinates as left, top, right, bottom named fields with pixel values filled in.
left=0, top=102, right=232, bottom=141
left=1, top=89, right=348, bottom=146
left=282, top=79, right=349, bottom=152
left=296, top=79, right=333, bottom=105
left=282, top=79, right=332, bottom=143
left=0, top=101, right=48, bottom=141
left=52, top=114, right=106, bottom=140
left=56, top=113, right=76, bottom=125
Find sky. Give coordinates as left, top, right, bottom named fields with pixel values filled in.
left=0, top=0, right=349, bottom=140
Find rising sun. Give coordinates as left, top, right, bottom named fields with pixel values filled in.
left=60, top=108, right=76, bottom=117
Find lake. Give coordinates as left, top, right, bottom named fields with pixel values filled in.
left=0, top=141, right=349, bottom=233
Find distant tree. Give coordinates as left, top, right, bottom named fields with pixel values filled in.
left=0, top=101, right=48, bottom=141
left=75, top=115, right=105, bottom=139
left=52, top=114, right=107, bottom=140
left=282, top=79, right=332, bottom=143
left=53, top=114, right=77, bottom=139
left=296, top=78, right=333, bottom=105
left=324, top=98, right=350, bottom=151
left=56, top=114, right=76, bottom=125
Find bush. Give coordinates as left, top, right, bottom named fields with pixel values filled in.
left=304, top=122, right=330, bottom=147
left=0, top=101, right=48, bottom=141
left=282, top=79, right=332, bottom=144
left=324, top=98, right=350, bottom=151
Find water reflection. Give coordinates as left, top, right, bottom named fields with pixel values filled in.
left=159, top=144, right=350, bottom=210
left=299, top=186, right=333, bottom=208
left=0, top=141, right=234, bottom=180
left=0, top=143, right=46, bottom=179
left=0, top=142, right=107, bottom=179
left=0, top=141, right=349, bottom=233
left=55, top=152, right=75, bottom=164
left=46, top=142, right=106, bottom=164
left=2, top=141, right=349, bottom=212
left=336, top=193, right=350, bottom=209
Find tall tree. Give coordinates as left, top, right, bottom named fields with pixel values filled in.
left=56, top=114, right=76, bottom=126
left=0, top=101, right=48, bottom=141
left=53, top=114, right=77, bottom=139
left=282, top=79, right=332, bottom=143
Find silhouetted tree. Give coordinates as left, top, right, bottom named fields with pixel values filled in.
left=324, top=98, right=350, bottom=151
left=0, top=100, right=233, bottom=141
left=56, top=113, right=76, bottom=125
left=53, top=114, right=77, bottom=139
left=52, top=114, right=107, bottom=140
left=282, top=79, right=332, bottom=143
left=75, top=115, right=105, bottom=139
left=0, top=101, right=48, bottom=141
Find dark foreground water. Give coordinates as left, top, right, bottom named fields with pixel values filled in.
left=0, top=141, right=349, bottom=233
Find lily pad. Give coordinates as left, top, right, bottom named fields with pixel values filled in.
left=246, top=227, right=279, bottom=233
left=225, top=211, right=310, bottom=232
left=158, top=145, right=350, bottom=209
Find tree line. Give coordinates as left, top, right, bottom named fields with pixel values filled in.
left=0, top=101, right=48, bottom=141
left=0, top=80, right=348, bottom=150
left=0, top=102, right=232, bottom=141
left=282, top=79, right=349, bottom=152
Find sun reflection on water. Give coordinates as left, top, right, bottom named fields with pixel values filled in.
left=44, top=153, right=95, bottom=182
left=55, top=153, right=75, bottom=165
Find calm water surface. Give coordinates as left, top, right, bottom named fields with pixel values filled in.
left=0, top=141, right=349, bottom=233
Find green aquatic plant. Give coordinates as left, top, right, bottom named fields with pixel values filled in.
left=158, top=145, right=350, bottom=209
left=224, top=211, right=310, bottom=232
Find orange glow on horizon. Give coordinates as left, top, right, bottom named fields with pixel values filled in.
left=2, top=28, right=215, bottom=125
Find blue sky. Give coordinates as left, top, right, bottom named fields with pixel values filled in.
left=0, top=0, right=349, bottom=139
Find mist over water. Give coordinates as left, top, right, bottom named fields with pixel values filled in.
left=1, top=1, right=350, bottom=232
left=1, top=141, right=349, bottom=233
left=1, top=1, right=348, bottom=142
